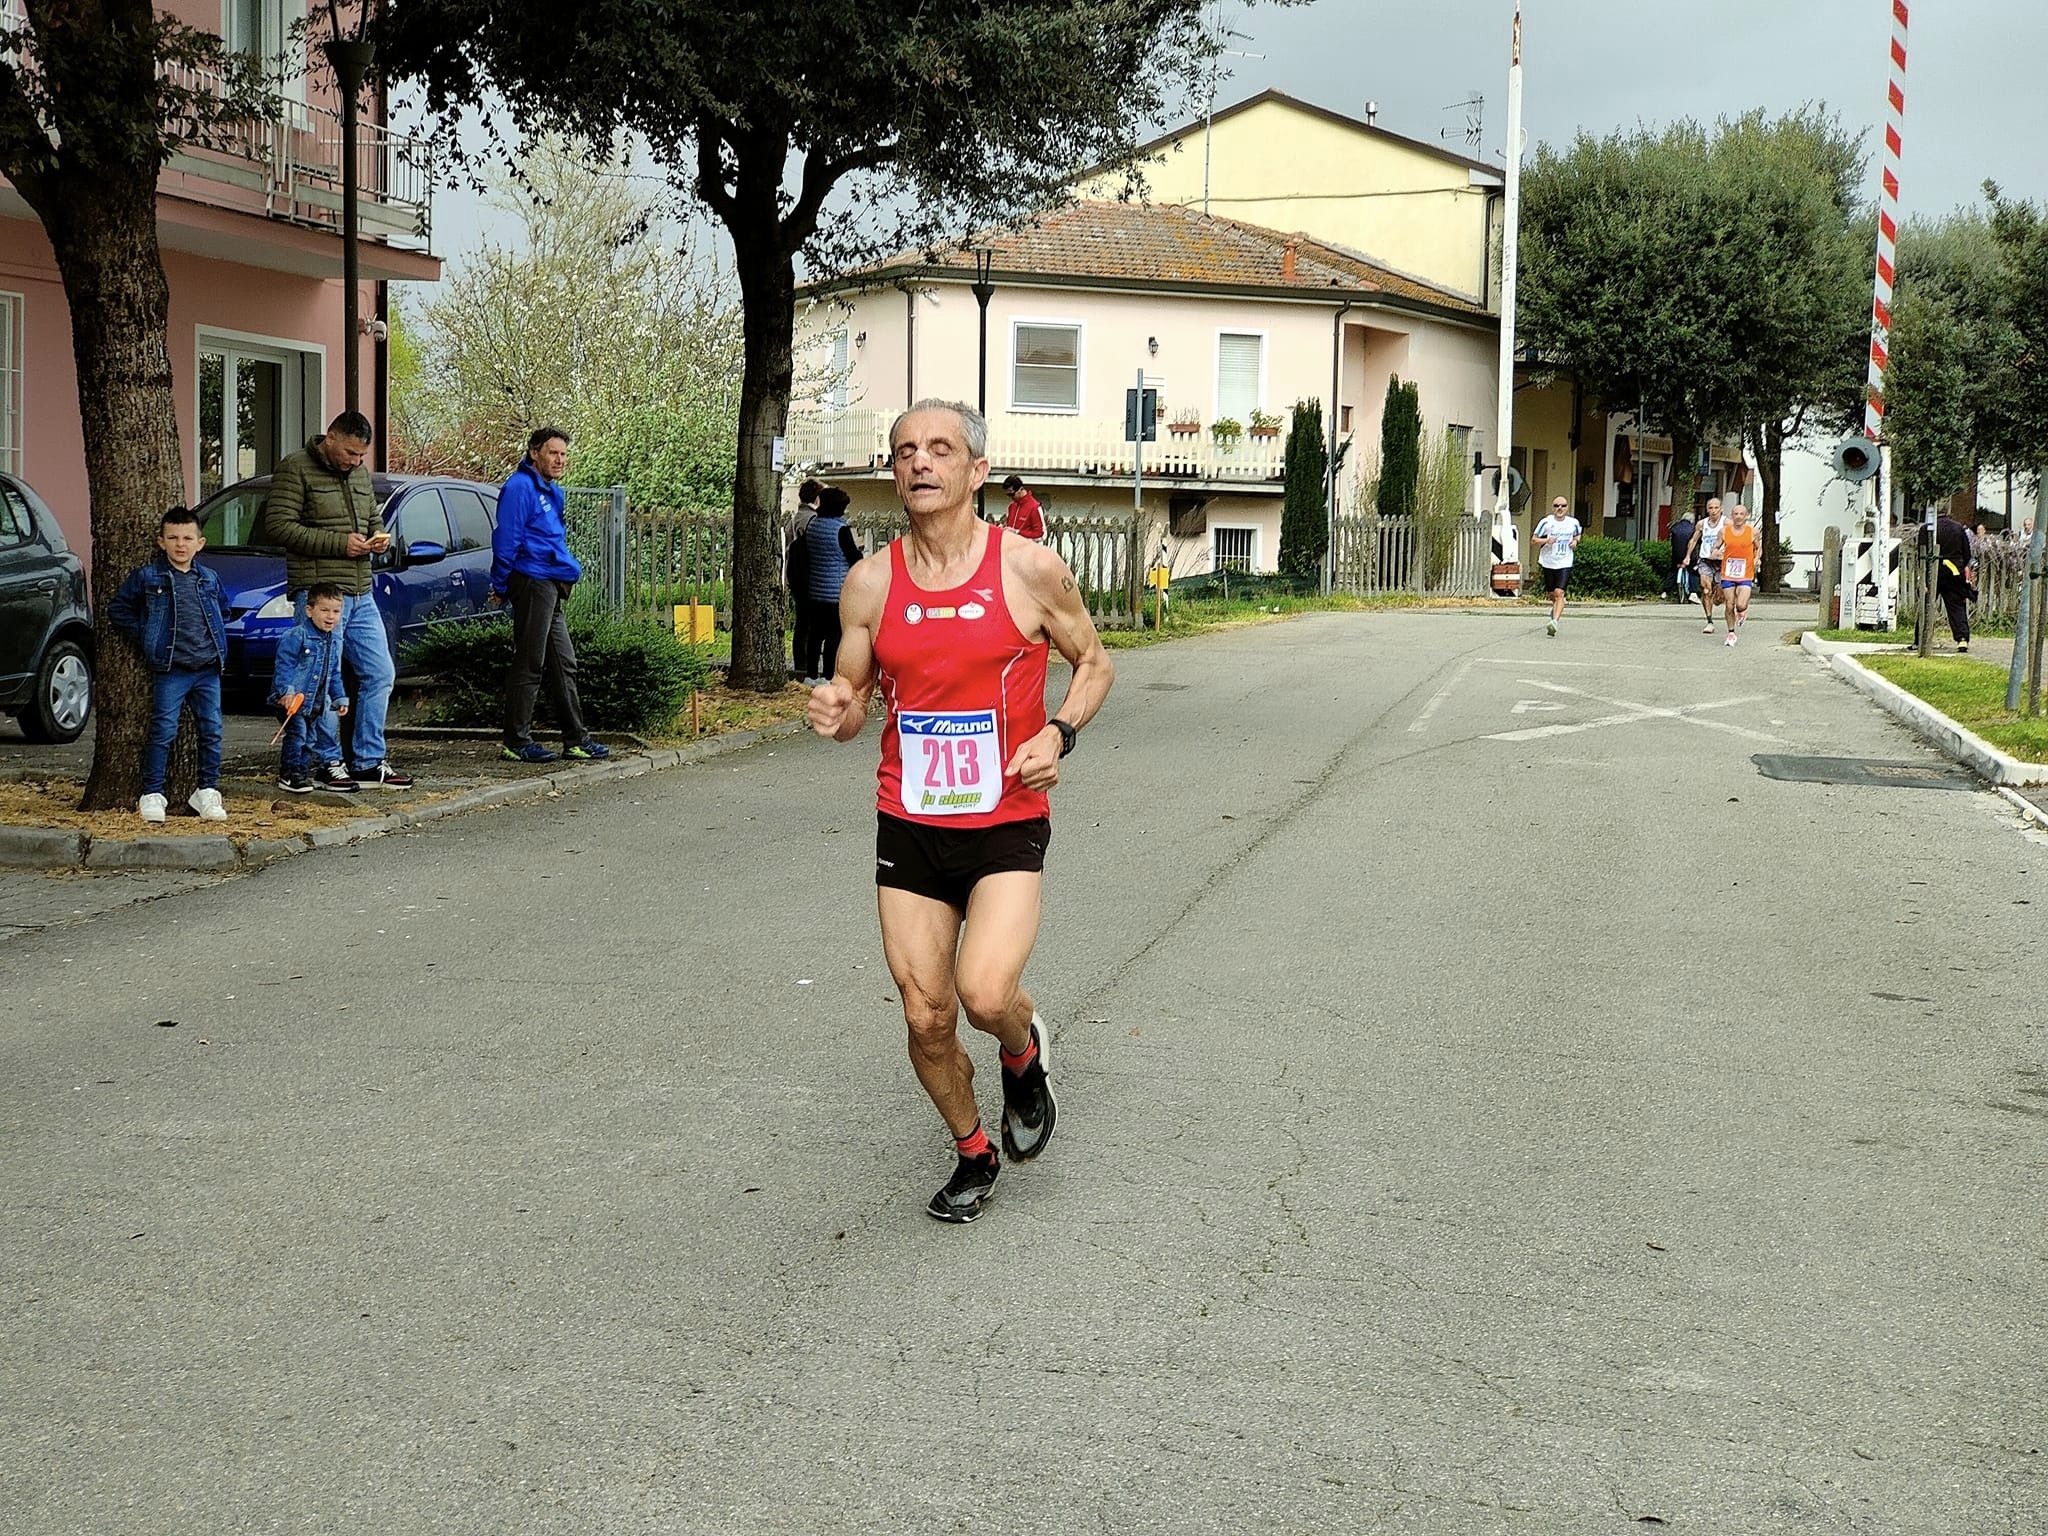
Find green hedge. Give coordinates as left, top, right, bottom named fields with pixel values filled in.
left=1567, top=537, right=1663, bottom=599
left=401, top=614, right=710, bottom=733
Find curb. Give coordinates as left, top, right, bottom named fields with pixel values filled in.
left=1996, top=786, right=2048, bottom=833
left=0, top=718, right=809, bottom=872
left=1802, top=632, right=2048, bottom=788
left=1797, top=631, right=1909, bottom=659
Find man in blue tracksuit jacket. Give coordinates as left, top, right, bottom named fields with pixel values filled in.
left=490, top=425, right=607, bottom=763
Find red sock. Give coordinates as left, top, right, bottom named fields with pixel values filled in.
left=1000, top=1035, right=1038, bottom=1074
left=955, top=1124, right=993, bottom=1160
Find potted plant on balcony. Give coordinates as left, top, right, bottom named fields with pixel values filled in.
left=1210, top=416, right=1243, bottom=452
left=1168, top=405, right=1201, bottom=437
left=1247, top=408, right=1283, bottom=439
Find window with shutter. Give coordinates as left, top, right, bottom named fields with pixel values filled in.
left=1216, top=332, right=1263, bottom=422
left=1012, top=322, right=1081, bottom=411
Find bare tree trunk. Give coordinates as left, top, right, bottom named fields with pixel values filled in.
left=1757, top=419, right=1786, bottom=594
left=728, top=237, right=795, bottom=692
left=38, top=178, right=191, bottom=810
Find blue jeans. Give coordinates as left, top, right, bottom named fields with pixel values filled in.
left=141, top=668, right=222, bottom=795
left=279, top=709, right=317, bottom=774
left=296, top=591, right=393, bottom=769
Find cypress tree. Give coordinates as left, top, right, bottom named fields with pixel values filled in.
left=1375, top=376, right=1422, bottom=521
left=1278, top=399, right=1329, bottom=581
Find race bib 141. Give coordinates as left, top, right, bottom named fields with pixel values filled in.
left=898, top=709, right=1002, bottom=817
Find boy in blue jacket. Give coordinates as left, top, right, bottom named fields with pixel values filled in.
left=268, top=583, right=349, bottom=794
left=108, top=507, right=230, bottom=824
left=490, top=425, right=608, bottom=763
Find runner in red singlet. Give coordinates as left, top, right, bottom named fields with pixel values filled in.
left=808, top=400, right=1114, bottom=1224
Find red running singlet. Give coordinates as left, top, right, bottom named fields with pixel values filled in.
left=873, top=524, right=1051, bottom=829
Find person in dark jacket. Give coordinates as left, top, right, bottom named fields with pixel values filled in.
left=491, top=426, right=609, bottom=763
left=268, top=583, right=349, bottom=794
left=1935, top=509, right=1977, bottom=652
left=786, top=479, right=823, bottom=681
left=803, top=486, right=862, bottom=682
left=261, top=410, right=412, bottom=792
left=107, top=507, right=230, bottom=824
left=1668, top=509, right=1697, bottom=604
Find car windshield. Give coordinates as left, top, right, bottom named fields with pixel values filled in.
left=197, top=486, right=276, bottom=550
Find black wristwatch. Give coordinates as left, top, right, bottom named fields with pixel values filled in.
left=1049, top=717, right=1077, bottom=757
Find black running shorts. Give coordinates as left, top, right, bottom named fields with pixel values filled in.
left=1541, top=565, right=1571, bottom=593
left=876, top=812, right=1050, bottom=910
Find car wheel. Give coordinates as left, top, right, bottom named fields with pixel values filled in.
left=21, top=639, right=92, bottom=743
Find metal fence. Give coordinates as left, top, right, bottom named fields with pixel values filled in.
left=852, top=510, right=1145, bottom=627
left=565, top=490, right=1144, bottom=629
left=1331, top=512, right=1490, bottom=596
left=564, top=487, right=741, bottom=628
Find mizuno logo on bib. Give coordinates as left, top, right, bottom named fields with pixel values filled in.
left=898, top=710, right=1002, bottom=816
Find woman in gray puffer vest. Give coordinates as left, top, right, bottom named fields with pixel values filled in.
left=801, top=487, right=861, bottom=682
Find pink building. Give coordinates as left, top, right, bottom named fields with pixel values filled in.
left=0, top=0, right=439, bottom=559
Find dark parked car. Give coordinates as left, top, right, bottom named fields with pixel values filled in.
left=192, top=473, right=503, bottom=692
left=0, top=472, right=93, bottom=742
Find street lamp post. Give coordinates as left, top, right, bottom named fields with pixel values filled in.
left=324, top=34, right=375, bottom=415
left=972, top=248, right=994, bottom=521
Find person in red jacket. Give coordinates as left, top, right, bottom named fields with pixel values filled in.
left=809, top=402, right=1113, bottom=1224
left=1001, top=475, right=1045, bottom=541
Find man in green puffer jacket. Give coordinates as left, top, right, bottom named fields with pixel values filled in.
left=260, top=410, right=413, bottom=792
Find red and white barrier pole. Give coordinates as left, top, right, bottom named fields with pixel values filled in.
left=1863, top=0, right=1908, bottom=626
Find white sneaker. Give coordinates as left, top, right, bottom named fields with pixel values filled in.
left=1725, top=632, right=1738, bottom=647
left=1546, top=618, right=1558, bottom=637
left=189, top=787, right=227, bottom=822
left=138, top=793, right=167, bottom=824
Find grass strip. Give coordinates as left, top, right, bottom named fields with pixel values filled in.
left=1861, top=653, right=2048, bottom=763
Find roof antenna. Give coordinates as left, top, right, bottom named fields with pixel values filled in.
left=1441, top=92, right=1485, bottom=151
left=1201, top=0, right=1264, bottom=216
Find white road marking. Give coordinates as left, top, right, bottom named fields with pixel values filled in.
left=1511, top=700, right=1569, bottom=715
left=1485, top=679, right=1788, bottom=745
left=1408, top=656, right=1479, bottom=734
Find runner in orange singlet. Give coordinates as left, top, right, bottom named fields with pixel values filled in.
left=1718, top=503, right=1758, bottom=646
left=808, top=400, right=1114, bottom=1224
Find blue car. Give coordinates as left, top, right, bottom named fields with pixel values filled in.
left=192, top=473, right=502, bottom=693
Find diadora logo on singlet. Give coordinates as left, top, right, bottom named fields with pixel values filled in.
left=972, top=588, right=995, bottom=602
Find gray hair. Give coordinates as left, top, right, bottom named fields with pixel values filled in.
left=889, top=398, right=987, bottom=460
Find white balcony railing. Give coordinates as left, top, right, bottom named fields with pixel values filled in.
left=787, top=407, right=1287, bottom=486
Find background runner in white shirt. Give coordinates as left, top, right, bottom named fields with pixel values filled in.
left=1534, top=498, right=1581, bottom=635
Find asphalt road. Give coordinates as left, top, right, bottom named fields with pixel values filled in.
left=5, top=599, right=2044, bottom=1535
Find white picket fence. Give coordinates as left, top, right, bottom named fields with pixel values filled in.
left=787, top=407, right=1286, bottom=485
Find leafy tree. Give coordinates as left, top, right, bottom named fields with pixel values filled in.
left=1519, top=112, right=1866, bottom=570
left=1277, top=399, right=1327, bottom=581
left=0, top=2, right=269, bottom=807
left=1712, top=110, right=1868, bottom=590
left=1884, top=287, right=1973, bottom=508
left=381, top=0, right=1263, bottom=690
left=1374, top=376, right=1421, bottom=520
left=395, top=147, right=745, bottom=511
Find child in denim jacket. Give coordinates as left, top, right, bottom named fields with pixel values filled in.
left=269, top=583, right=349, bottom=793
left=107, top=507, right=229, bottom=823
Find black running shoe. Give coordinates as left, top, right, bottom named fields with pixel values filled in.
left=315, top=762, right=359, bottom=793
left=276, top=770, right=315, bottom=794
left=1000, top=1014, right=1057, bottom=1162
left=925, top=1151, right=999, bottom=1224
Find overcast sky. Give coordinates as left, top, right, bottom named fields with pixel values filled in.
left=419, top=0, right=2046, bottom=269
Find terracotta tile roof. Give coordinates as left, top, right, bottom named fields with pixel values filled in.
left=834, top=200, right=1490, bottom=319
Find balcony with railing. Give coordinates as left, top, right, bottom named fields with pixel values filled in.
left=158, top=57, right=432, bottom=250
left=786, top=407, right=1288, bottom=490
left=0, top=0, right=431, bottom=253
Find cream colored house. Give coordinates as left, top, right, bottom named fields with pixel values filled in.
left=1080, top=89, right=1503, bottom=309
left=1090, top=90, right=1748, bottom=558
left=788, top=200, right=1497, bottom=576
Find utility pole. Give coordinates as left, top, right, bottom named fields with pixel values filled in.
left=1199, top=1, right=1262, bottom=216
left=1487, top=0, right=1525, bottom=597
left=323, top=0, right=374, bottom=415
